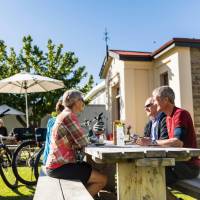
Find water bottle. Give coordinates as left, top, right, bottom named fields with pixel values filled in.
left=116, top=123, right=125, bottom=146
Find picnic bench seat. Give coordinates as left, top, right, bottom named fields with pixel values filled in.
left=171, top=174, right=200, bottom=199
left=33, top=167, right=94, bottom=200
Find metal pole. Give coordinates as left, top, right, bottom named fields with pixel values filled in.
left=25, top=91, right=29, bottom=128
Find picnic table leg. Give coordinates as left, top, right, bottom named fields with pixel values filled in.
left=116, top=162, right=166, bottom=200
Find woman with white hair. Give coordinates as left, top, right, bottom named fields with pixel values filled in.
left=45, top=89, right=107, bottom=197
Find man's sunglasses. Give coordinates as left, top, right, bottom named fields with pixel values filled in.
left=144, top=103, right=153, bottom=108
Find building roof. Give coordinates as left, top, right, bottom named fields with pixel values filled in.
left=100, top=37, right=200, bottom=78
left=109, top=50, right=152, bottom=61
left=84, top=80, right=105, bottom=100
left=152, top=38, right=200, bottom=57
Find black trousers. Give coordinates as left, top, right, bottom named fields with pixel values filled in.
left=46, top=162, right=92, bottom=185
left=166, top=162, right=200, bottom=186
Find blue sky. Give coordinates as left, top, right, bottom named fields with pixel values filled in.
left=0, top=0, right=200, bottom=84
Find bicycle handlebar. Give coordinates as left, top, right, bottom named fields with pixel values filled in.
left=0, top=135, right=15, bottom=140
left=94, top=112, right=103, bottom=121
left=82, top=112, right=104, bottom=127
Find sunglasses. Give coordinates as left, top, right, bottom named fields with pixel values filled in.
left=144, top=103, right=153, bottom=108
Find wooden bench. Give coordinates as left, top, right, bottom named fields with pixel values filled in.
left=33, top=167, right=94, bottom=200
left=171, top=174, right=200, bottom=199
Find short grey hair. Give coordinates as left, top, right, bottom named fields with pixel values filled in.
left=153, top=86, right=175, bottom=104
left=63, top=89, right=84, bottom=108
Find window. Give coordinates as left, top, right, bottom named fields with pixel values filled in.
left=116, top=87, right=120, bottom=120
left=160, top=72, right=169, bottom=86
left=112, top=84, right=120, bottom=121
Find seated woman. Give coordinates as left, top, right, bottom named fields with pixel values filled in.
left=45, top=89, right=107, bottom=197
left=0, top=119, right=8, bottom=137
left=43, top=97, right=64, bottom=165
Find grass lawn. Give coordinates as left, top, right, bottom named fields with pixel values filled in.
left=171, top=189, right=197, bottom=200
left=0, top=166, right=35, bottom=200
left=0, top=175, right=35, bottom=200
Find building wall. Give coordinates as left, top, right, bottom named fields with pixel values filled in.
left=105, top=59, right=125, bottom=133
left=123, top=61, right=153, bottom=134
left=190, top=47, right=200, bottom=147
left=177, top=47, right=193, bottom=116
left=3, top=115, right=24, bottom=133
left=89, top=89, right=106, bottom=105
left=153, top=47, right=194, bottom=117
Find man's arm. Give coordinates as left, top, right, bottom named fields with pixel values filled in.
left=137, top=127, right=185, bottom=147
left=156, top=137, right=183, bottom=147
left=157, top=127, right=185, bottom=147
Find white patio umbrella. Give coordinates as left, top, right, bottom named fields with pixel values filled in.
left=0, top=71, right=64, bottom=127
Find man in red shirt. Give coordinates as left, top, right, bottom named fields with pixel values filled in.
left=152, top=86, right=200, bottom=200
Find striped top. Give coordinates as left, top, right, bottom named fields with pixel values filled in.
left=144, top=112, right=168, bottom=140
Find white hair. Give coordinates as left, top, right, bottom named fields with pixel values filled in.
left=153, top=86, right=175, bottom=104
left=62, top=89, right=84, bottom=108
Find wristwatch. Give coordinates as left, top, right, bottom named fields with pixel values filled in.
left=151, top=140, right=158, bottom=145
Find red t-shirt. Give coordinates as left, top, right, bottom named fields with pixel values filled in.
left=166, top=107, right=197, bottom=148
left=167, top=107, right=200, bottom=166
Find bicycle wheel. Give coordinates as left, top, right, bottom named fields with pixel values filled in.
left=34, top=146, right=44, bottom=180
left=0, top=144, right=18, bottom=189
left=12, top=140, right=40, bottom=185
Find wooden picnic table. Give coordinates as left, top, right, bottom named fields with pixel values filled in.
left=85, top=144, right=200, bottom=200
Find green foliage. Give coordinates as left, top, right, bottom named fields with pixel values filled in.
left=0, top=35, right=94, bottom=127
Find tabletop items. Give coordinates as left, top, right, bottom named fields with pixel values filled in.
left=112, top=121, right=141, bottom=146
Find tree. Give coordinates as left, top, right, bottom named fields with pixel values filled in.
left=0, top=35, right=94, bottom=127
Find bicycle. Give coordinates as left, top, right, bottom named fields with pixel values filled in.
left=81, top=112, right=105, bottom=143
left=0, top=111, right=18, bottom=190
left=33, top=128, right=46, bottom=180
left=11, top=127, right=46, bottom=186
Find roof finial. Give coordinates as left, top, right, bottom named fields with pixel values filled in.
left=104, top=28, right=109, bottom=60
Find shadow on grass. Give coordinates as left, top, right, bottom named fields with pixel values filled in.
left=0, top=185, right=35, bottom=200
left=0, top=196, right=33, bottom=200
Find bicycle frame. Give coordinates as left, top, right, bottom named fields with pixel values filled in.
left=0, top=135, right=18, bottom=189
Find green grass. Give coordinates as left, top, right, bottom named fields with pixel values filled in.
left=171, top=190, right=197, bottom=200
left=0, top=176, right=35, bottom=200
left=0, top=166, right=35, bottom=200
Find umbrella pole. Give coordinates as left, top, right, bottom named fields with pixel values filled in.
left=25, top=92, right=29, bottom=128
